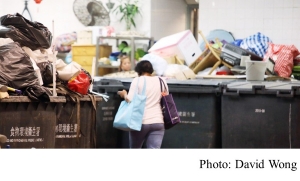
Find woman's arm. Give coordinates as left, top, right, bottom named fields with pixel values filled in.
left=117, top=90, right=130, bottom=102
left=117, top=77, right=138, bottom=102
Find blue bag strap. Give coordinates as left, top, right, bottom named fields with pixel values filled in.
left=135, top=77, right=140, bottom=94
left=135, top=76, right=147, bottom=95
left=141, top=76, right=146, bottom=95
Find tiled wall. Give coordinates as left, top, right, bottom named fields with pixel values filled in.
left=199, top=0, right=300, bottom=49
left=0, top=0, right=151, bottom=40
left=0, top=0, right=191, bottom=44
left=151, top=0, right=187, bottom=41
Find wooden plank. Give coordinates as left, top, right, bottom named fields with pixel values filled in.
left=0, top=96, right=66, bottom=103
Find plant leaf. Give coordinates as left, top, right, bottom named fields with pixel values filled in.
left=123, top=47, right=131, bottom=54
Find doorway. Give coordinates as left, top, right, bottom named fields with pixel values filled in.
left=187, top=4, right=199, bottom=41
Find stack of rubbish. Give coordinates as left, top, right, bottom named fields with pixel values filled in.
left=0, top=13, right=107, bottom=101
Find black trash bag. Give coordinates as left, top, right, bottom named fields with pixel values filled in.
left=24, top=84, right=52, bottom=102
left=36, top=60, right=57, bottom=85
left=0, top=26, right=11, bottom=38
left=0, top=13, right=52, bottom=50
left=0, top=41, right=39, bottom=89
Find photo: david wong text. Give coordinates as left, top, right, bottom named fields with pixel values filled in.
left=199, top=159, right=298, bottom=171
left=235, top=159, right=297, bottom=171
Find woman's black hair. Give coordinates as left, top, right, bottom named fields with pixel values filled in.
left=134, top=60, right=154, bottom=76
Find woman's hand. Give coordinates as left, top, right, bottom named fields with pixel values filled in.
left=117, top=90, right=127, bottom=99
left=118, top=90, right=130, bottom=102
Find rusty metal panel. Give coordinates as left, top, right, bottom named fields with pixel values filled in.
left=0, top=101, right=58, bottom=148
left=55, top=96, right=101, bottom=148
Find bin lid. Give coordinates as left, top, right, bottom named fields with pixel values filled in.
left=95, top=77, right=237, bottom=86
left=225, top=81, right=300, bottom=93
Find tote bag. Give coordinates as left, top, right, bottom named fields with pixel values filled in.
left=113, top=77, right=147, bottom=131
left=159, top=78, right=180, bottom=129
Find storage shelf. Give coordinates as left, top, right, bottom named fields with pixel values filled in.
left=95, top=36, right=154, bottom=75
left=97, top=64, right=119, bottom=69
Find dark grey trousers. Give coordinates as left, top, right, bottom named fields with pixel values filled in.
left=129, top=123, right=165, bottom=149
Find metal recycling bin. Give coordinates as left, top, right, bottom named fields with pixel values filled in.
left=0, top=96, right=65, bottom=148
left=92, top=78, right=124, bottom=148
left=222, top=81, right=300, bottom=148
left=55, top=96, right=101, bottom=148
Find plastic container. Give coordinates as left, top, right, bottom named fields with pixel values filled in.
left=222, top=81, right=300, bottom=148
left=292, top=66, right=300, bottom=80
left=0, top=96, right=65, bottom=148
left=245, top=60, right=267, bottom=81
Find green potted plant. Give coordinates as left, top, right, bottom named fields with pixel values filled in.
left=113, top=0, right=142, bottom=31
left=118, top=41, right=147, bottom=60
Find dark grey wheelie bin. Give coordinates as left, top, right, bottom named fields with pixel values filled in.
left=160, top=79, right=225, bottom=148
left=121, top=78, right=230, bottom=148
left=92, top=78, right=124, bottom=148
left=222, top=81, right=300, bottom=148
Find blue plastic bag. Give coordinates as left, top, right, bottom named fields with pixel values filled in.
left=113, top=77, right=146, bottom=131
left=240, top=32, right=272, bottom=58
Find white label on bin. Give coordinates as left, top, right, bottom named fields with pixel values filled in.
left=6, top=138, right=44, bottom=143
left=56, top=124, right=78, bottom=133
left=6, top=127, right=44, bottom=143
left=178, top=111, right=196, bottom=117
left=10, top=127, right=40, bottom=137
left=102, top=106, right=115, bottom=110
left=180, top=121, right=200, bottom=124
left=255, top=109, right=265, bottom=113
left=55, top=134, right=82, bottom=138
left=102, top=106, right=115, bottom=122
left=177, top=111, right=198, bottom=124
left=55, top=124, right=82, bottom=139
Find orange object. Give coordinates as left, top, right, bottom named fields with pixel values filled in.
left=34, top=0, right=42, bottom=4
left=68, top=70, right=91, bottom=95
left=216, top=71, right=229, bottom=75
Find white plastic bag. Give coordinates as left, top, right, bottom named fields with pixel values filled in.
left=0, top=38, right=13, bottom=46
left=164, top=64, right=189, bottom=77
left=29, top=57, right=43, bottom=85
left=56, top=59, right=82, bottom=81
left=141, top=53, right=168, bottom=76
left=22, top=46, right=48, bottom=63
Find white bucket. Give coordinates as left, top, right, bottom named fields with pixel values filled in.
left=245, top=61, right=267, bottom=81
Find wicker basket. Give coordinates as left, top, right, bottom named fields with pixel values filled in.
left=189, top=47, right=221, bottom=74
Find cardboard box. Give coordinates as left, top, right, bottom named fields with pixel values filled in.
left=77, top=30, right=92, bottom=45
left=148, top=30, right=201, bottom=66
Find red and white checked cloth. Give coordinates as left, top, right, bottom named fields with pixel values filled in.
left=264, top=43, right=300, bottom=77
